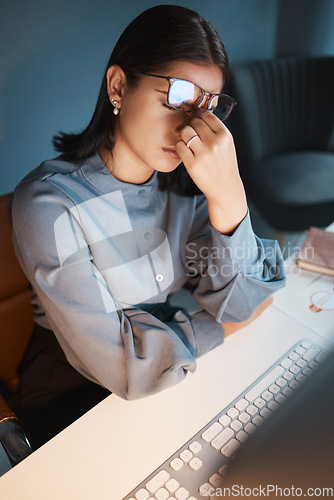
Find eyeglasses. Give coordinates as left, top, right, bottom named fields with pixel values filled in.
left=140, top=72, right=237, bottom=120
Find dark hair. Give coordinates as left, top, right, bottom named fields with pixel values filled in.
left=53, top=4, right=229, bottom=196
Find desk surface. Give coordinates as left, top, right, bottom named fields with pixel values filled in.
left=0, top=304, right=332, bottom=500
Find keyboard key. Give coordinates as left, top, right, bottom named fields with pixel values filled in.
left=267, top=401, right=279, bottom=411
left=155, top=488, right=169, bottom=500
left=188, top=457, right=202, bottom=471
left=282, top=387, right=293, bottom=397
left=209, top=473, right=224, bottom=487
left=302, top=367, right=313, bottom=377
left=275, top=394, right=287, bottom=404
left=315, top=351, right=328, bottom=363
left=283, top=371, right=294, bottom=381
left=219, top=415, right=231, bottom=427
left=262, top=390, right=273, bottom=401
left=235, top=398, right=248, bottom=411
left=219, top=464, right=229, bottom=476
left=303, top=345, right=320, bottom=362
left=146, top=470, right=170, bottom=493
left=252, top=415, right=264, bottom=426
left=199, top=483, right=211, bottom=497
left=221, top=438, right=240, bottom=457
left=170, top=458, right=183, bottom=471
left=239, top=412, right=250, bottom=423
left=246, top=405, right=258, bottom=416
left=260, top=408, right=272, bottom=418
left=135, top=489, right=150, bottom=500
left=231, top=420, right=242, bottom=432
left=276, top=377, right=288, bottom=388
left=244, top=423, right=256, bottom=434
left=301, top=340, right=312, bottom=349
left=180, top=450, right=193, bottom=463
left=281, top=357, right=293, bottom=369
left=309, top=360, right=320, bottom=370
left=296, top=359, right=307, bottom=368
left=165, top=478, right=179, bottom=493
left=236, top=430, right=248, bottom=442
left=290, top=365, right=301, bottom=374
left=202, top=422, right=222, bottom=442
left=254, top=397, right=265, bottom=408
left=269, top=384, right=280, bottom=394
left=211, top=428, right=234, bottom=450
left=289, top=352, right=299, bottom=361
left=289, top=380, right=300, bottom=390
left=295, top=346, right=306, bottom=356
left=245, top=365, right=284, bottom=402
left=175, top=487, right=189, bottom=500
left=227, top=407, right=239, bottom=419
left=296, top=373, right=307, bottom=383
left=189, top=441, right=202, bottom=454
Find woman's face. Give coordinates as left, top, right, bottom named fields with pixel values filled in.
left=112, top=61, right=224, bottom=184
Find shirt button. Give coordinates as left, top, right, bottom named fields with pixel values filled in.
left=138, top=189, right=145, bottom=196
left=156, top=274, right=164, bottom=282
left=144, top=232, right=151, bottom=240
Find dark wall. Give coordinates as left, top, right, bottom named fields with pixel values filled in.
left=0, top=0, right=333, bottom=195
left=276, top=0, right=334, bottom=57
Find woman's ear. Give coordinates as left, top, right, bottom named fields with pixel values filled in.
left=106, top=65, right=126, bottom=110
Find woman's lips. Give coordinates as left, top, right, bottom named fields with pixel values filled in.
left=162, top=148, right=180, bottom=160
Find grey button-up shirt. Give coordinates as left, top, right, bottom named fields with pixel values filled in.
left=12, top=153, right=286, bottom=399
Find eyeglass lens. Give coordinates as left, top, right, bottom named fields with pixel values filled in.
left=168, top=80, right=202, bottom=111
left=218, top=98, right=234, bottom=120
left=168, top=79, right=233, bottom=119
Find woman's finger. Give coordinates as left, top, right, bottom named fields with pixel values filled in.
left=193, top=109, right=225, bottom=134
left=180, top=125, right=202, bottom=150
left=176, top=138, right=195, bottom=161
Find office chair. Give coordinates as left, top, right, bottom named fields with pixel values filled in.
left=0, top=192, right=34, bottom=474
left=228, top=56, right=334, bottom=234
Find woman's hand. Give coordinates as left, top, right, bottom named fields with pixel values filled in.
left=176, top=111, right=248, bottom=235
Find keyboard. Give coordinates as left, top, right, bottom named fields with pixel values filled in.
left=124, top=339, right=329, bottom=500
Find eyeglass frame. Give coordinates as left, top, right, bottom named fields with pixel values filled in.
left=139, top=72, right=237, bottom=119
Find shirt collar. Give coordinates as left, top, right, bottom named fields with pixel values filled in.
left=80, top=153, right=158, bottom=194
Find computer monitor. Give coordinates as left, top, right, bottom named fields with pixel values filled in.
left=220, top=352, right=334, bottom=496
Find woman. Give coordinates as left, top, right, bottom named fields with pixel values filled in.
left=12, top=5, right=285, bottom=447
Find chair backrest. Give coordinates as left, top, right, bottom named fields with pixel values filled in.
left=0, top=193, right=34, bottom=395
left=228, top=56, right=334, bottom=173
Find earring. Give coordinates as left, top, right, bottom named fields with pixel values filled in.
left=112, top=99, right=119, bottom=115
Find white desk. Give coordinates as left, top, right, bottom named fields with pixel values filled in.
left=0, top=304, right=332, bottom=500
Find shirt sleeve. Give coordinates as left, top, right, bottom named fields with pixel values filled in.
left=12, top=180, right=219, bottom=401
left=184, top=195, right=286, bottom=323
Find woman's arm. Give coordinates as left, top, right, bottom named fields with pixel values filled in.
left=12, top=180, right=223, bottom=400
left=175, top=110, right=286, bottom=321
left=184, top=195, right=286, bottom=323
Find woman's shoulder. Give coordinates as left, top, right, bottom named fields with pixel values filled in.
left=12, top=156, right=89, bottom=222
left=18, top=156, right=82, bottom=185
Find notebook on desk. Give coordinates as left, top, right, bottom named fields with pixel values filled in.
left=125, top=340, right=333, bottom=499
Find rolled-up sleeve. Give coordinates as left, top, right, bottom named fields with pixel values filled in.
left=184, top=196, right=286, bottom=323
